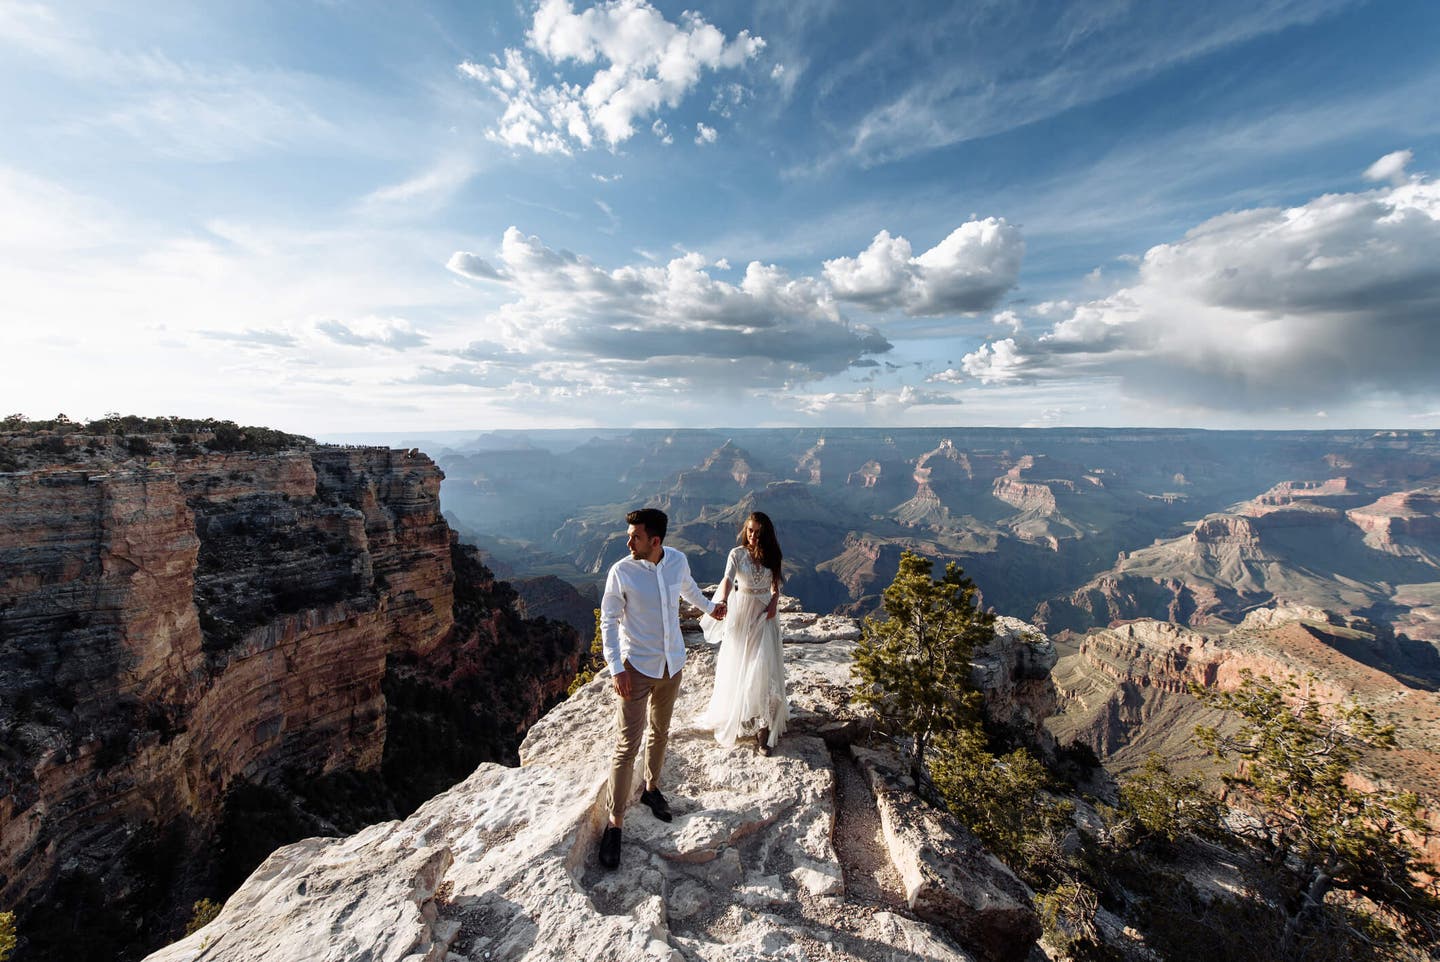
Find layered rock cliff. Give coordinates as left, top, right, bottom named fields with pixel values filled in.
left=0, top=430, right=584, bottom=960
left=1038, top=483, right=1440, bottom=641
left=1046, top=611, right=1440, bottom=863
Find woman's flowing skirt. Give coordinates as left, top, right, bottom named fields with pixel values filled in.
left=699, top=589, right=788, bottom=748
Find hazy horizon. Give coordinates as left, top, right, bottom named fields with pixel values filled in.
left=5, top=1, right=1439, bottom=435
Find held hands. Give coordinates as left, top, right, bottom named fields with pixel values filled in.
left=711, top=600, right=728, bottom=621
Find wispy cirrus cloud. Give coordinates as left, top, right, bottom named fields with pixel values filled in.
left=199, top=327, right=299, bottom=348
left=459, top=0, right=765, bottom=154
left=833, top=0, right=1362, bottom=167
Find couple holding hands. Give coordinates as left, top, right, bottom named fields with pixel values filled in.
left=596, top=507, right=788, bottom=870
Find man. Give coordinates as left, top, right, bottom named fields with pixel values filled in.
left=597, top=507, right=725, bottom=871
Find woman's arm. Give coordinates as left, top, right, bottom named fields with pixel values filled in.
left=717, top=547, right=738, bottom=604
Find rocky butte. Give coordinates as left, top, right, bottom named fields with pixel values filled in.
left=0, top=424, right=584, bottom=960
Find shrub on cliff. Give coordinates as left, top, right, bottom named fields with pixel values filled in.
left=185, top=899, right=221, bottom=936
left=0, top=911, right=15, bottom=962
left=851, top=550, right=995, bottom=780
left=1104, top=753, right=1222, bottom=851
left=567, top=608, right=605, bottom=695
left=1194, top=671, right=1440, bottom=951
left=930, top=726, right=1072, bottom=879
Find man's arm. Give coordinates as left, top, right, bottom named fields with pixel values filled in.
left=599, top=565, right=626, bottom=678
left=676, top=553, right=725, bottom=619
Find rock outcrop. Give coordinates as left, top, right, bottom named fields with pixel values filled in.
left=1038, top=485, right=1440, bottom=639
left=144, top=608, right=1054, bottom=962
left=0, top=432, right=583, bottom=960
left=1046, top=613, right=1440, bottom=864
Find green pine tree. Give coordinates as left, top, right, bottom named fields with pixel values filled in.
left=1194, top=671, right=1439, bottom=947
left=851, top=550, right=995, bottom=780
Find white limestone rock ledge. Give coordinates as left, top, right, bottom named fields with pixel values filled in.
left=147, top=608, right=1047, bottom=962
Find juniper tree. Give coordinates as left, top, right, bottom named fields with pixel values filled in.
left=1194, top=670, right=1439, bottom=948
left=1108, top=753, right=1222, bottom=851
left=851, top=550, right=995, bottom=780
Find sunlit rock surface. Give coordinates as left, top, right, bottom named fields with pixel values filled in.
left=146, top=606, right=1051, bottom=962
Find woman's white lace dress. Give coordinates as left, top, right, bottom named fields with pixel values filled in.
left=699, top=546, right=788, bottom=749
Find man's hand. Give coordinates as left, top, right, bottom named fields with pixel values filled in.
left=711, top=600, right=728, bottom=621
left=613, top=669, right=632, bottom=698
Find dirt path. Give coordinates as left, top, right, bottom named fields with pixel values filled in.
left=830, top=746, right=906, bottom=907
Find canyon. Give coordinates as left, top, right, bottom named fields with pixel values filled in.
left=0, top=427, right=584, bottom=960
left=417, top=427, right=1440, bottom=653
left=7, top=421, right=1440, bottom=958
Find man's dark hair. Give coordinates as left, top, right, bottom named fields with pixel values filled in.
left=627, top=507, right=668, bottom=541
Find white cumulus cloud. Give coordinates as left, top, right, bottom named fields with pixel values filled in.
left=315, top=317, right=428, bottom=351
left=446, top=251, right=506, bottom=281
left=1364, top=149, right=1413, bottom=185
left=960, top=159, right=1440, bottom=411
left=453, top=226, right=891, bottom=393
left=462, top=0, right=763, bottom=154
left=822, top=219, right=1024, bottom=315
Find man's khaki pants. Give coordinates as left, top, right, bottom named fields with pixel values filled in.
left=606, top=660, right=682, bottom=820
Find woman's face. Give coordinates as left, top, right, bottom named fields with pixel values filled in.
left=744, top=520, right=763, bottom=547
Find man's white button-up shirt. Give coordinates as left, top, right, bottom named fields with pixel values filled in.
left=601, top=545, right=715, bottom=679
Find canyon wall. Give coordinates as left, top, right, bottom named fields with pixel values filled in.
left=1046, top=611, right=1440, bottom=865
left=0, top=433, right=583, bottom=960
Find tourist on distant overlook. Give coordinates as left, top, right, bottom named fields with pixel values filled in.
left=699, top=511, right=789, bottom=756
left=597, top=507, right=726, bottom=871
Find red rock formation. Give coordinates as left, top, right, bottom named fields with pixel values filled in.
left=0, top=435, right=582, bottom=960
left=1048, top=614, right=1440, bottom=868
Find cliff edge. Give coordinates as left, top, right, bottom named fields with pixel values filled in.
left=143, top=606, right=1055, bottom=962
left=0, top=428, right=584, bottom=959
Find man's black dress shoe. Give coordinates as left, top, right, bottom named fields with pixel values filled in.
left=639, top=788, right=673, bottom=822
left=599, top=826, right=621, bottom=870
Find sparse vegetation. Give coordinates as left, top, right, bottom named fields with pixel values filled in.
left=1193, top=670, right=1440, bottom=947
left=0, top=413, right=313, bottom=452
left=185, top=899, right=221, bottom=936
left=930, top=725, right=1072, bottom=877
left=0, top=911, right=16, bottom=962
left=567, top=608, right=605, bottom=694
left=1105, top=753, right=1221, bottom=851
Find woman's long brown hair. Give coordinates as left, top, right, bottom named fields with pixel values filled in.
left=739, top=511, right=783, bottom=583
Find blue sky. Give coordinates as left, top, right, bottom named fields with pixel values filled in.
left=3, top=0, right=1439, bottom=434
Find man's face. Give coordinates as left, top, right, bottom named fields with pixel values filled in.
left=627, top=523, right=661, bottom=561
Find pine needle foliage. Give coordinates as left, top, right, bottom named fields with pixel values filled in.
left=1193, top=670, right=1440, bottom=946
left=851, top=550, right=995, bottom=779
left=567, top=608, right=605, bottom=695
left=1109, top=753, right=1223, bottom=851
left=0, top=912, right=15, bottom=962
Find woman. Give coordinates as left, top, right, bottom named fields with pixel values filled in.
left=699, top=511, right=788, bottom=754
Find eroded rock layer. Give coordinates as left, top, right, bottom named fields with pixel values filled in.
left=0, top=436, right=583, bottom=960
